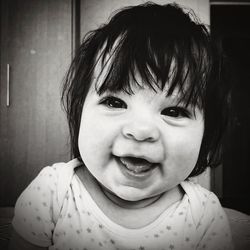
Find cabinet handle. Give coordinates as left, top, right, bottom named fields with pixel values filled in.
left=7, top=64, right=10, bottom=106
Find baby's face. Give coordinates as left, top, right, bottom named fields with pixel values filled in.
left=78, top=68, right=204, bottom=202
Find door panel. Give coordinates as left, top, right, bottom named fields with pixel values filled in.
left=0, top=0, right=71, bottom=206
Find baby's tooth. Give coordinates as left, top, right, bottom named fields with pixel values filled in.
left=119, top=157, right=152, bottom=173
left=120, top=158, right=128, bottom=167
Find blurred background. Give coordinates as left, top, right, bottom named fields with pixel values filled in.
left=0, top=0, right=249, bottom=215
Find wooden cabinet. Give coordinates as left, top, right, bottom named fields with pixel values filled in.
left=0, top=0, right=72, bottom=206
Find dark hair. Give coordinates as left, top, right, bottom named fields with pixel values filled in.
left=61, top=2, right=231, bottom=177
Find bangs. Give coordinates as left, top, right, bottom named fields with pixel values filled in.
left=92, top=10, right=212, bottom=110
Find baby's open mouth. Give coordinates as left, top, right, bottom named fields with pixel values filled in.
left=117, top=156, right=157, bottom=174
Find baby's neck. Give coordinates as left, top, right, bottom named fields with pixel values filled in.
left=100, top=184, right=163, bottom=209
left=76, top=167, right=184, bottom=228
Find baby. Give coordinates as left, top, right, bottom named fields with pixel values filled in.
left=9, top=2, right=233, bottom=250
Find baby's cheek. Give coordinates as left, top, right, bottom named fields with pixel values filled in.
left=79, top=122, right=113, bottom=161
left=174, top=142, right=201, bottom=174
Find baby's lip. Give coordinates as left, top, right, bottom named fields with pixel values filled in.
left=115, top=153, right=160, bottom=164
left=115, top=155, right=158, bottom=174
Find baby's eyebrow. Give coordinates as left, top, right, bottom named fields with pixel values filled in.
left=164, top=94, right=198, bottom=110
left=97, top=89, right=123, bottom=96
left=164, top=91, right=183, bottom=102
left=165, top=98, right=186, bottom=107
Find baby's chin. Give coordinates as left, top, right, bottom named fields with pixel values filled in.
left=109, top=188, right=164, bottom=209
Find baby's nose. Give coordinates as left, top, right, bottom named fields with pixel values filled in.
left=122, top=120, right=160, bottom=142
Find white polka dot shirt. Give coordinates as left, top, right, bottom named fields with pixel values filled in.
left=12, top=159, right=234, bottom=250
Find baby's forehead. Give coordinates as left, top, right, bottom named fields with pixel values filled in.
left=93, top=60, right=188, bottom=97
left=92, top=77, right=187, bottom=107
left=90, top=41, right=202, bottom=109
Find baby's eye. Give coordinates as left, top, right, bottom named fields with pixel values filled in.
left=161, top=107, right=190, bottom=118
left=100, top=96, right=127, bottom=109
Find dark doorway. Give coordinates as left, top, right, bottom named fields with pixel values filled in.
left=211, top=3, right=250, bottom=214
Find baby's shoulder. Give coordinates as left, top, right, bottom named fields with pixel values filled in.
left=12, top=159, right=82, bottom=246
left=181, top=180, right=223, bottom=222
left=18, top=158, right=83, bottom=202
left=36, top=158, right=82, bottom=182
left=47, top=158, right=82, bottom=177
left=181, top=180, right=218, bottom=203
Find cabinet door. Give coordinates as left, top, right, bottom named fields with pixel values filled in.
left=0, top=0, right=71, bottom=206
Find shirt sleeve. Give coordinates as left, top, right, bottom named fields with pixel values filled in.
left=197, top=193, right=234, bottom=250
left=12, top=166, right=59, bottom=247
